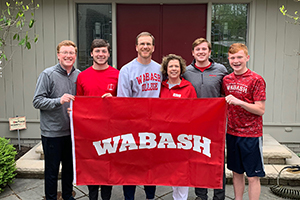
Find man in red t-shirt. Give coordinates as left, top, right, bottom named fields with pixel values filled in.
left=76, top=39, right=119, bottom=200
left=223, top=43, right=266, bottom=200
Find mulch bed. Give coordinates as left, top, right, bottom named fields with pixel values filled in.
left=13, top=145, right=32, bottom=160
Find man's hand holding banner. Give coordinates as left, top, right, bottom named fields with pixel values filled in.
left=71, top=97, right=226, bottom=188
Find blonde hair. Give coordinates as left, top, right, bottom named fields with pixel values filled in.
left=57, top=40, right=77, bottom=54
left=136, top=32, right=155, bottom=45
left=228, top=43, right=248, bottom=56
left=192, top=38, right=211, bottom=51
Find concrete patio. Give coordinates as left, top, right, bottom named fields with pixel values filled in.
left=15, top=134, right=300, bottom=185
left=0, top=134, right=299, bottom=200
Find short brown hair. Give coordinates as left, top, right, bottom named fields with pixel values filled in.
left=228, top=43, right=248, bottom=56
left=192, top=38, right=211, bottom=51
left=136, top=32, right=155, bottom=46
left=57, top=40, right=77, bottom=54
left=161, top=54, right=186, bottom=76
left=90, top=39, right=110, bottom=53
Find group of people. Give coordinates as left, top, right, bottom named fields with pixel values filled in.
left=33, top=31, right=266, bottom=200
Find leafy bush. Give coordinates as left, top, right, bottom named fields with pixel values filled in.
left=0, top=137, right=17, bottom=193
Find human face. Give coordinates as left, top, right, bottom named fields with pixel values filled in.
left=136, top=36, right=155, bottom=60
left=57, top=45, right=76, bottom=70
left=91, top=47, right=110, bottom=66
left=192, top=42, right=211, bottom=63
left=167, top=59, right=181, bottom=81
left=228, top=50, right=250, bottom=75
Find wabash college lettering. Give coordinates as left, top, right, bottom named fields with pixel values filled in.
left=71, top=97, right=226, bottom=188
left=226, top=83, right=248, bottom=93
left=93, top=133, right=211, bottom=157
left=136, top=73, right=161, bottom=91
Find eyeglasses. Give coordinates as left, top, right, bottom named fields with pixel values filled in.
left=59, top=51, right=76, bottom=55
left=138, top=42, right=152, bottom=47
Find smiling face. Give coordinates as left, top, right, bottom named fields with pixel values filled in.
left=91, top=47, right=110, bottom=66
left=228, top=49, right=250, bottom=75
left=57, top=45, right=77, bottom=70
left=136, top=35, right=155, bottom=60
left=192, top=42, right=211, bottom=64
left=167, top=59, right=181, bottom=81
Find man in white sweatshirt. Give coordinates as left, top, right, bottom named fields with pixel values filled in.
left=117, top=32, right=162, bottom=200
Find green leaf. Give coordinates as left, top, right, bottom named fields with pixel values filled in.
left=7, top=8, right=10, bottom=15
left=279, top=5, right=285, bottom=14
left=13, top=33, right=18, bottom=40
left=16, top=21, right=21, bottom=28
left=6, top=2, right=10, bottom=7
left=34, top=35, right=39, bottom=43
left=29, top=19, right=35, bottom=28
left=26, top=42, right=31, bottom=49
left=19, top=38, right=25, bottom=46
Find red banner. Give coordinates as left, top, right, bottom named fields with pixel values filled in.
left=71, top=97, right=226, bottom=188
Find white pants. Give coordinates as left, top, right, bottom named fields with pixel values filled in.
left=172, top=186, right=189, bottom=200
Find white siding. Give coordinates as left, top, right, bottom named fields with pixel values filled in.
left=0, top=0, right=72, bottom=139
left=0, top=0, right=300, bottom=142
left=252, top=0, right=300, bottom=141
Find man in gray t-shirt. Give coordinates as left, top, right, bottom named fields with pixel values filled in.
left=117, top=32, right=162, bottom=200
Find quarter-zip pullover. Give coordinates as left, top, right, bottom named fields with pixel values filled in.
left=182, top=58, right=228, bottom=98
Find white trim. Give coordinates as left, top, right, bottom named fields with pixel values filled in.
left=248, top=0, right=256, bottom=70
left=112, top=2, right=117, bottom=68
left=69, top=0, right=76, bottom=42
left=206, top=2, right=212, bottom=42
left=69, top=0, right=78, bottom=67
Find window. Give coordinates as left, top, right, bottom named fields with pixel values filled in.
left=77, top=4, right=112, bottom=71
left=211, top=4, right=248, bottom=72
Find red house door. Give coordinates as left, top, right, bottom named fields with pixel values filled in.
left=116, top=4, right=207, bottom=69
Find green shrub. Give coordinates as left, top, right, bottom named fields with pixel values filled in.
left=0, top=137, right=17, bottom=193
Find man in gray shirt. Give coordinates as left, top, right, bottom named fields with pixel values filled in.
left=183, top=38, right=228, bottom=200
left=117, top=32, right=162, bottom=200
left=33, top=40, right=80, bottom=200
